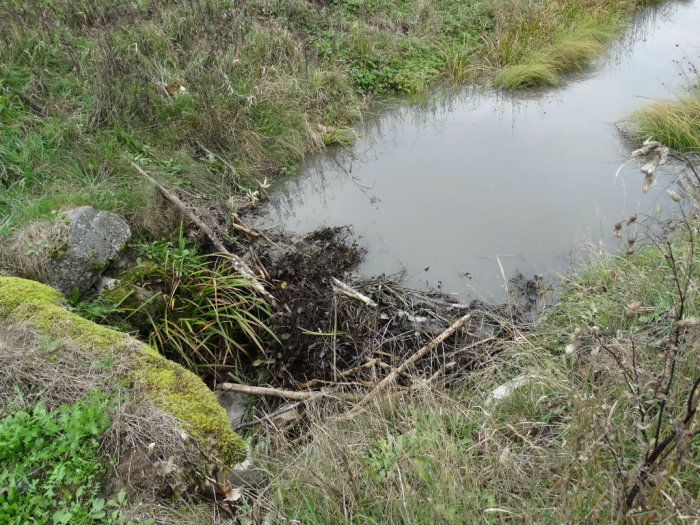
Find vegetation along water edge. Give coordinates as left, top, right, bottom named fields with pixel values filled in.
left=1, top=0, right=698, bottom=523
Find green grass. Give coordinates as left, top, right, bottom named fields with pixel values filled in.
left=495, top=33, right=610, bottom=89
left=0, top=391, right=128, bottom=524
left=75, top=232, right=275, bottom=378
left=0, top=0, right=659, bottom=242
left=630, top=84, right=700, bottom=151
left=261, top=210, right=700, bottom=523
left=488, top=1, right=635, bottom=89
left=0, top=0, right=492, bottom=239
left=494, top=62, right=561, bottom=89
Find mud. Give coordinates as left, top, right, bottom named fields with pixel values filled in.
left=242, top=223, right=534, bottom=387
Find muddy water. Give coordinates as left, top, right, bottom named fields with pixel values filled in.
left=261, top=1, right=700, bottom=301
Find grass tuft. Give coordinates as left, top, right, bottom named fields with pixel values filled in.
left=494, top=63, right=559, bottom=89
left=630, top=85, right=700, bottom=151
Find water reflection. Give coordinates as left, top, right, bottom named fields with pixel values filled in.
left=261, top=0, right=700, bottom=301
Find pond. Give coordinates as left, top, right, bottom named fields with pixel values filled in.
left=259, top=1, right=700, bottom=301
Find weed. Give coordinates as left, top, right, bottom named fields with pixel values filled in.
left=92, top=233, right=275, bottom=377
left=0, top=391, right=129, bottom=524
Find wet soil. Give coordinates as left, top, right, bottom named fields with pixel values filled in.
left=240, top=222, right=533, bottom=387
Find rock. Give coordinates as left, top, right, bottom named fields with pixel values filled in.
left=0, top=277, right=247, bottom=469
left=485, top=374, right=539, bottom=407
left=228, top=453, right=267, bottom=489
left=215, top=391, right=248, bottom=428
left=97, top=276, right=119, bottom=291
left=46, top=206, right=131, bottom=295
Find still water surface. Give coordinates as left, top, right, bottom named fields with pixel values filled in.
left=261, top=1, right=700, bottom=301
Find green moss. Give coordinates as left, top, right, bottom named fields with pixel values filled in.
left=0, top=277, right=64, bottom=311
left=136, top=352, right=247, bottom=463
left=0, top=277, right=246, bottom=465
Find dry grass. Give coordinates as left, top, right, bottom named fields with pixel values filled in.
left=0, top=322, right=124, bottom=412
left=254, top=175, right=700, bottom=523
left=0, top=218, right=69, bottom=281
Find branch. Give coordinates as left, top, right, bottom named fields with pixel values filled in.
left=131, top=161, right=278, bottom=307
left=332, top=278, right=378, bottom=308
left=234, top=400, right=306, bottom=431
left=218, top=383, right=359, bottom=401
left=218, top=383, right=320, bottom=400
left=624, top=375, right=700, bottom=511
left=338, top=313, right=471, bottom=420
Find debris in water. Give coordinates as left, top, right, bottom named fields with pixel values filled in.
left=614, top=222, right=623, bottom=238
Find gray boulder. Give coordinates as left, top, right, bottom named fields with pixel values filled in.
left=46, top=206, right=131, bottom=295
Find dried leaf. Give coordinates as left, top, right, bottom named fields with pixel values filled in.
left=625, top=301, right=641, bottom=318
left=613, top=222, right=622, bottom=238
left=631, top=140, right=660, bottom=157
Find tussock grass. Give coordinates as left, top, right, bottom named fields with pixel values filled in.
left=486, top=0, right=645, bottom=89
left=260, top=199, right=700, bottom=523
left=630, top=85, right=700, bottom=152
left=494, top=62, right=560, bottom=89
left=493, top=33, right=609, bottom=89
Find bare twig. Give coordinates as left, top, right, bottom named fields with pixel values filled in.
left=624, top=375, right=700, bottom=511
left=218, top=383, right=359, bottom=401
left=196, top=141, right=239, bottom=177
left=332, top=278, right=378, bottom=308
left=218, top=383, right=321, bottom=400
left=234, top=400, right=306, bottom=431
left=339, top=313, right=471, bottom=420
left=231, top=213, right=281, bottom=247
left=295, top=358, right=381, bottom=389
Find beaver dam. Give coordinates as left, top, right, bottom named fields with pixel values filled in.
left=255, top=0, right=700, bottom=302
left=214, top=0, right=700, bottom=394
left=237, top=226, right=528, bottom=388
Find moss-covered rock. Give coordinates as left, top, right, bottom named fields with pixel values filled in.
left=0, top=277, right=246, bottom=466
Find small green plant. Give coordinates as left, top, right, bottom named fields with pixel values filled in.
left=0, top=390, right=127, bottom=524
left=120, top=234, right=275, bottom=375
